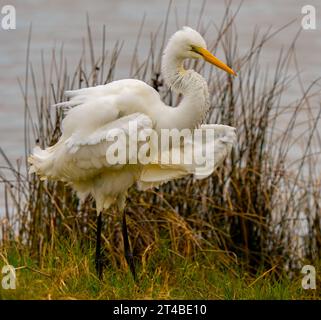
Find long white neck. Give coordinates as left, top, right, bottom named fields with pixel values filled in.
left=161, top=52, right=210, bottom=129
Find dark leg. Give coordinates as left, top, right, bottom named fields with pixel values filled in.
left=95, top=211, right=103, bottom=279
left=122, top=211, right=136, bottom=280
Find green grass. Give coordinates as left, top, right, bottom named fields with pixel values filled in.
left=0, top=239, right=319, bottom=300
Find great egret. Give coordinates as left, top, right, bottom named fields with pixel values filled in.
left=29, top=26, right=237, bottom=279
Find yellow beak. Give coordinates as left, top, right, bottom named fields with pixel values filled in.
left=192, top=46, right=237, bottom=76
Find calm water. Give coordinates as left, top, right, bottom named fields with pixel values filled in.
left=0, top=0, right=321, bottom=210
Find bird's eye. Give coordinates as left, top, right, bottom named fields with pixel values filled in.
left=190, top=46, right=203, bottom=57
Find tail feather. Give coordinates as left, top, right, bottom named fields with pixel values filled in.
left=28, top=146, right=55, bottom=179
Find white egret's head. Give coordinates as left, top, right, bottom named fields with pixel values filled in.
left=165, top=26, right=236, bottom=76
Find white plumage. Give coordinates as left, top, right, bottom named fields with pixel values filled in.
left=29, top=27, right=237, bottom=213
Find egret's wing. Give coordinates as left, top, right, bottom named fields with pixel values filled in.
left=64, top=112, right=152, bottom=153
left=29, top=113, right=154, bottom=182
left=193, top=124, right=236, bottom=179
left=64, top=112, right=153, bottom=172
left=55, top=79, right=161, bottom=138
left=137, top=124, right=236, bottom=190
left=59, top=95, right=120, bottom=138
left=56, top=79, right=160, bottom=109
